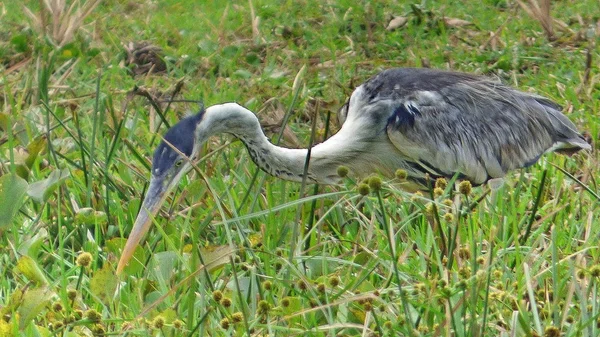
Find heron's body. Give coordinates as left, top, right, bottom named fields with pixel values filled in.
left=116, top=67, right=590, bottom=273
left=203, top=68, right=589, bottom=186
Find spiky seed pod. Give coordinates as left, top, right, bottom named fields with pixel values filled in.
left=590, top=265, right=600, bottom=278
left=540, top=309, right=550, bottom=319
left=443, top=199, right=453, bottom=207
left=152, top=316, right=165, bottom=329
left=212, top=290, right=223, bottom=302
left=296, top=280, right=307, bottom=291
left=52, top=302, right=63, bottom=312
left=412, top=191, right=424, bottom=200
left=262, top=281, right=272, bottom=290
left=52, top=321, right=64, bottom=330
left=67, top=289, right=77, bottom=301
left=368, top=176, right=382, bottom=191
left=173, top=319, right=184, bottom=329
left=395, top=169, right=407, bottom=180
left=281, top=297, right=290, bottom=307
left=544, top=326, right=560, bottom=337
left=357, top=183, right=370, bottom=196
left=435, top=178, right=447, bottom=189
left=443, top=213, right=454, bottom=222
left=458, top=266, right=471, bottom=279
left=220, top=297, right=232, bottom=308
left=337, top=166, right=349, bottom=178
left=458, top=247, right=471, bottom=260
left=220, top=318, right=230, bottom=329
left=433, top=187, right=444, bottom=198
left=328, top=276, right=340, bottom=287
left=258, top=300, right=271, bottom=314
left=577, top=269, right=586, bottom=280
left=85, top=309, right=101, bottom=322
left=231, top=312, right=243, bottom=323
left=92, top=324, right=106, bottom=334
left=477, top=256, right=485, bottom=265
left=76, top=252, right=93, bottom=267
left=424, top=203, right=435, bottom=215
left=458, top=181, right=472, bottom=195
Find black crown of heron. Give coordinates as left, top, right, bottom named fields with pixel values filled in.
left=116, top=68, right=590, bottom=274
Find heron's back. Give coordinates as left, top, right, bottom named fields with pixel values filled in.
left=347, top=68, right=590, bottom=184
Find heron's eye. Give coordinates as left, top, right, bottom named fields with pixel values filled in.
left=175, top=159, right=183, bottom=167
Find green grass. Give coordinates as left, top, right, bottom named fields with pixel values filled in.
left=1, top=0, right=599, bottom=336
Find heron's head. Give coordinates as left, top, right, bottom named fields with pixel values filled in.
left=117, top=109, right=204, bottom=274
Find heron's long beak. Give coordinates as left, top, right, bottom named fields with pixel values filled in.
left=116, top=176, right=168, bottom=274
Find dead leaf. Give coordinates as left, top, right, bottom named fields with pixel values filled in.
left=199, top=245, right=236, bottom=272
left=443, top=17, right=473, bottom=28
left=386, top=16, right=408, bottom=31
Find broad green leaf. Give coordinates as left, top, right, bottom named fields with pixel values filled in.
left=18, top=287, right=54, bottom=327
left=14, top=256, right=48, bottom=286
left=18, top=228, right=48, bottom=258
left=0, top=174, right=28, bottom=229
left=150, top=251, right=178, bottom=282
left=23, top=323, right=52, bottom=337
left=105, top=237, right=146, bottom=274
left=90, top=263, right=119, bottom=304
left=353, top=251, right=370, bottom=265
left=15, top=164, right=31, bottom=181
left=74, top=208, right=108, bottom=226
left=27, top=169, right=70, bottom=202
left=281, top=296, right=304, bottom=325
left=233, top=69, right=253, bottom=79
left=25, top=136, right=47, bottom=169
left=155, top=308, right=178, bottom=324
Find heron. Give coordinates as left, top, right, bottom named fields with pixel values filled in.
left=116, top=67, right=591, bottom=274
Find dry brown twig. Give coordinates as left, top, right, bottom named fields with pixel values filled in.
left=519, top=0, right=554, bottom=40
left=23, top=0, right=101, bottom=48
left=516, top=0, right=575, bottom=41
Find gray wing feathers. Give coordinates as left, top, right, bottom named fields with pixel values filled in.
left=377, top=70, right=589, bottom=184
left=534, top=99, right=591, bottom=153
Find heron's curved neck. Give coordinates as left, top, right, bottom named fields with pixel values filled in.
left=201, top=103, right=340, bottom=184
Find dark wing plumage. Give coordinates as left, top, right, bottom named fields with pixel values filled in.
left=360, top=68, right=589, bottom=184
